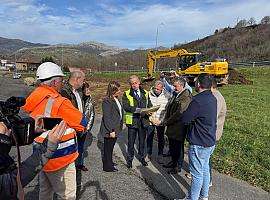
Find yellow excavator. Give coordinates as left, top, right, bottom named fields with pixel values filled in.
left=146, top=49, right=229, bottom=84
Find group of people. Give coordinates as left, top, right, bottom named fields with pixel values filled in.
left=100, top=72, right=226, bottom=200
left=0, top=61, right=226, bottom=200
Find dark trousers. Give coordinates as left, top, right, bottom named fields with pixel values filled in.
left=103, top=137, right=117, bottom=170
left=147, top=125, right=165, bottom=155
left=168, top=138, right=184, bottom=169
left=127, top=126, right=147, bottom=162
left=76, top=133, right=87, bottom=166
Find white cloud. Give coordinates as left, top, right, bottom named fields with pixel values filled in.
left=0, top=0, right=269, bottom=49
left=67, top=7, right=77, bottom=12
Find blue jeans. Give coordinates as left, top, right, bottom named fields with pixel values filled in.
left=76, top=133, right=87, bottom=166
left=147, top=125, right=165, bottom=155
left=188, top=144, right=215, bottom=200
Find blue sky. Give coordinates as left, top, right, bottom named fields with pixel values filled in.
left=0, top=0, right=269, bottom=49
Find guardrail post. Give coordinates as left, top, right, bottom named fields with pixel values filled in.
left=253, top=62, right=255, bottom=68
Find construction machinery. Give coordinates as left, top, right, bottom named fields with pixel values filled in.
left=146, top=49, right=229, bottom=84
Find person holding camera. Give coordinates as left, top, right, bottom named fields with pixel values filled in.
left=22, top=62, right=87, bottom=200
left=0, top=118, right=67, bottom=200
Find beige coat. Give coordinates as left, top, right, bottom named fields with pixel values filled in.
left=212, top=89, right=227, bottom=141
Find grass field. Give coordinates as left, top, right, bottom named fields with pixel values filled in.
left=213, top=67, right=270, bottom=192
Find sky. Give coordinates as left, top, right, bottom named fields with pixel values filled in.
left=0, top=0, right=269, bottom=49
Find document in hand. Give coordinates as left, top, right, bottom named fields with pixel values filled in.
left=140, top=105, right=160, bottom=116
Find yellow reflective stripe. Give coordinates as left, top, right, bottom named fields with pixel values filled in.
left=125, top=90, right=133, bottom=124
left=124, top=89, right=149, bottom=125
left=144, top=90, right=149, bottom=106
left=125, top=90, right=134, bottom=106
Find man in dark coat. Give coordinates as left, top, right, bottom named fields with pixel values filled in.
left=179, top=74, right=217, bottom=200
left=162, top=77, right=192, bottom=174
left=60, top=71, right=88, bottom=171
left=122, top=75, right=152, bottom=168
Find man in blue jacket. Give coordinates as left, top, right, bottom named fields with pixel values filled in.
left=180, top=74, right=217, bottom=200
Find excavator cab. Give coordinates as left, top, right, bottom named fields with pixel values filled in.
left=178, top=54, right=203, bottom=71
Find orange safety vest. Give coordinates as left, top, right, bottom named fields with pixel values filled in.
left=23, top=85, right=85, bottom=172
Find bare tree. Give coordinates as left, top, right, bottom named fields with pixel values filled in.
left=235, top=19, right=248, bottom=28
left=261, top=16, right=270, bottom=24
left=248, top=17, right=256, bottom=25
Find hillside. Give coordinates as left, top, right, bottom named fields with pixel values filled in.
left=0, top=37, right=49, bottom=56
left=1, top=24, right=269, bottom=70
left=2, top=41, right=129, bottom=70
left=174, top=24, right=270, bottom=62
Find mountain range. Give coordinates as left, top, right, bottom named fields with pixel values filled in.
left=1, top=23, right=269, bottom=71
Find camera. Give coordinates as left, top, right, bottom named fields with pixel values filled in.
left=0, top=96, right=36, bottom=146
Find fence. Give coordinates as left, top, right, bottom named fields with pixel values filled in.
left=229, top=60, right=270, bottom=68
left=97, top=61, right=270, bottom=74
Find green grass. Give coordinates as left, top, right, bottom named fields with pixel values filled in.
left=213, top=66, right=270, bottom=192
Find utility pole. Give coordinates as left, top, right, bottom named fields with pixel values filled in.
left=154, top=22, right=165, bottom=72
left=61, top=46, right=63, bottom=71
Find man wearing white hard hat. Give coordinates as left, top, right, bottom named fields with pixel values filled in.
left=23, top=62, right=87, bottom=200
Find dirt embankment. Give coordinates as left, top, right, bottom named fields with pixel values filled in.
left=228, top=68, right=253, bottom=84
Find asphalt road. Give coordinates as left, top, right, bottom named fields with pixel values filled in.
left=1, top=73, right=164, bottom=200
left=2, top=72, right=269, bottom=200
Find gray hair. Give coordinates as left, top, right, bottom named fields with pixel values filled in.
left=69, top=71, right=85, bottom=80
left=172, top=77, right=186, bottom=86
left=154, top=80, right=163, bottom=88
left=41, top=77, right=62, bottom=86
left=129, top=75, right=140, bottom=84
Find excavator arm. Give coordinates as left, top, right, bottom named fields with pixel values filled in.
left=147, top=49, right=188, bottom=77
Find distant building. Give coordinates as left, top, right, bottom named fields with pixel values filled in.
left=1, top=60, right=15, bottom=70
left=16, top=58, right=41, bottom=71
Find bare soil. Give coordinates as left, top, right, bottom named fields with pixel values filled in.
left=228, top=68, right=253, bottom=84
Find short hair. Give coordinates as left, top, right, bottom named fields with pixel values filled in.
left=129, top=75, right=140, bottom=84
left=172, top=77, right=186, bottom=86
left=197, top=74, right=212, bottom=89
left=82, top=81, right=90, bottom=93
left=106, top=81, right=120, bottom=98
left=154, top=80, right=163, bottom=88
left=69, top=71, right=85, bottom=81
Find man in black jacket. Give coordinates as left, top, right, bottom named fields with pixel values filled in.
left=0, top=119, right=66, bottom=200
left=122, top=75, right=152, bottom=168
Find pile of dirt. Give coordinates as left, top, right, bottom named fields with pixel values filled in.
left=228, top=68, right=253, bottom=84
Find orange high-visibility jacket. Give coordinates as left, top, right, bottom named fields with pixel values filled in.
left=23, top=85, right=86, bottom=172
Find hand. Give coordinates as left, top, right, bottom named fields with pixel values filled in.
left=0, top=122, right=11, bottom=136
left=160, top=71, right=165, bottom=79
left=35, top=115, right=47, bottom=134
left=110, top=131, right=116, bottom=138
left=47, top=120, right=67, bottom=143
left=153, top=120, right=161, bottom=126
left=170, top=70, right=179, bottom=77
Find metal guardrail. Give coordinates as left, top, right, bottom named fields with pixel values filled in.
left=96, top=61, right=270, bottom=74
left=229, top=61, right=270, bottom=68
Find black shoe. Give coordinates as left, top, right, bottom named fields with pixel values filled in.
left=103, top=167, right=118, bottom=172
left=163, top=161, right=174, bottom=168
left=167, top=168, right=179, bottom=174
left=127, top=161, right=132, bottom=169
left=77, top=165, right=89, bottom=171
left=141, top=159, right=148, bottom=166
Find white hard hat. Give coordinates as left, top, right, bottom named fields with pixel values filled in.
left=36, top=62, right=64, bottom=80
